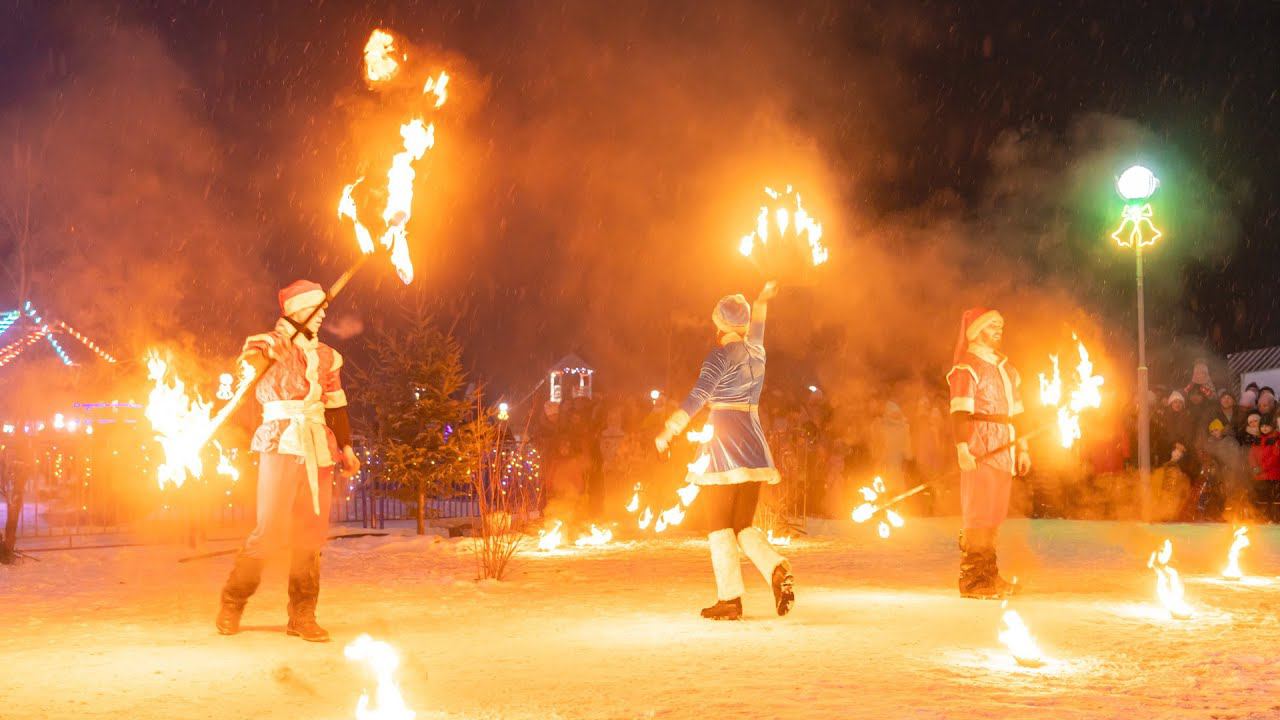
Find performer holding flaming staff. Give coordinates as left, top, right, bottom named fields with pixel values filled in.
left=947, top=307, right=1032, bottom=599
left=215, top=280, right=361, bottom=641
left=655, top=280, right=794, bottom=620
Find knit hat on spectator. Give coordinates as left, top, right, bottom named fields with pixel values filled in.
left=1167, top=390, right=1185, bottom=405
left=1208, top=419, right=1225, bottom=433
left=1240, top=389, right=1258, bottom=408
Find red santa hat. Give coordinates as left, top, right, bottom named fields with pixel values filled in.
left=953, top=307, right=1003, bottom=363
left=279, top=279, right=326, bottom=318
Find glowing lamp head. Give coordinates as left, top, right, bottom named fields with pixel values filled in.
left=497, top=402, right=510, bottom=421
left=1116, top=165, right=1159, bottom=201
left=649, top=389, right=661, bottom=401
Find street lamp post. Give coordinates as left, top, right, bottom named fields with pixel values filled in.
left=1112, top=165, right=1162, bottom=522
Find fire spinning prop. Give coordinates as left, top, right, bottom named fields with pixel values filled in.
left=851, top=337, right=1104, bottom=537
left=344, top=633, right=416, bottom=720
left=998, top=606, right=1046, bottom=668
left=1148, top=539, right=1194, bottom=620
left=737, top=185, right=828, bottom=279
left=625, top=424, right=710, bottom=534
left=1222, top=526, right=1250, bottom=581
left=144, top=353, right=251, bottom=489
left=146, top=28, right=449, bottom=476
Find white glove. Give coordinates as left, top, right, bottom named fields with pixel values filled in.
left=654, top=433, right=671, bottom=454
left=956, top=442, right=978, bottom=471
left=1016, top=450, right=1032, bottom=476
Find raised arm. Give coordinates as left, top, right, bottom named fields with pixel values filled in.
left=747, top=280, right=779, bottom=349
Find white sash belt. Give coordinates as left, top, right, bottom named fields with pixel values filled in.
left=262, top=399, right=332, bottom=515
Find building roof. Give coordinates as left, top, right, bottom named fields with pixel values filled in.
left=549, top=352, right=593, bottom=373
left=1227, top=345, right=1280, bottom=378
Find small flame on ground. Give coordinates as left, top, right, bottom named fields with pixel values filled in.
left=1223, top=526, right=1250, bottom=581
left=998, top=608, right=1045, bottom=668
left=344, top=634, right=415, bottom=720
left=1148, top=539, right=1194, bottom=620
left=638, top=507, right=654, bottom=530
left=574, top=524, right=613, bottom=547
left=625, top=484, right=641, bottom=513
left=537, top=520, right=564, bottom=551
left=767, top=529, right=792, bottom=546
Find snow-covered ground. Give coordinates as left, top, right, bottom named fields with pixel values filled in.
left=2, top=517, right=1279, bottom=720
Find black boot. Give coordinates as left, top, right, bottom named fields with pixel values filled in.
left=700, top=598, right=743, bottom=620
left=958, top=549, right=1000, bottom=599
left=772, top=562, right=795, bottom=616
left=989, top=551, right=1019, bottom=597
left=216, top=555, right=263, bottom=635
left=286, top=550, right=330, bottom=642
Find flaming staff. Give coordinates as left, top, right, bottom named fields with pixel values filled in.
left=853, top=337, right=1103, bottom=536
left=146, top=28, right=449, bottom=473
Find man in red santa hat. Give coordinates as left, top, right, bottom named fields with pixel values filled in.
left=946, top=307, right=1031, bottom=599
left=215, top=280, right=360, bottom=641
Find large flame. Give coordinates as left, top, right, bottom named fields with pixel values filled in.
left=144, top=352, right=254, bottom=489
left=340, top=30, right=450, bottom=285
left=738, top=184, right=828, bottom=267
left=574, top=524, right=613, bottom=547
left=1222, top=526, right=1250, bottom=581
left=344, top=634, right=415, bottom=720
left=537, top=520, right=564, bottom=551
left=998, top=609, right=1045, bottom=668
left=1148, top=539, right=1194, bottom=620
left=1039, top=337, right=1105, bottom=449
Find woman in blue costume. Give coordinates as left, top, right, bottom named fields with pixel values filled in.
left=655, top=280, right=794, bottom=620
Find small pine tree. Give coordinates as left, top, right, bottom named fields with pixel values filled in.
left=356, top=312, right=471, bottom=535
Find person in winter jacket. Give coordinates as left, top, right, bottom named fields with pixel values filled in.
left=1247, top=420, right=1280, bottom=522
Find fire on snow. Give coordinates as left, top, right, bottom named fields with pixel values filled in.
left=1222, top=526, right=1249, bottom=581
left=144, top=352, right=251, bottom=489
left=1148, top=539, right=1194, bottom=620
left=998, top=608, right=1045, bottom=668
left=344, top=634, right=415, bottom=720
left=340, top=29, right=451, bottom=285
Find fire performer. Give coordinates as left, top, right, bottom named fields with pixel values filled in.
left=215, top=280, right=360, bottom=641
left=655, top=280, right=794, bottom=620
left=947, top=307, right=1031, bottom=599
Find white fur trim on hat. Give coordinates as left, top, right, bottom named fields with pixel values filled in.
left=965, top=310, right=1003, bottom=341
left=712, top=294, right=751, bottom=334
left=1167, top=390, right=1185, bottom=404
left=283, top=289, right=326, bottom=317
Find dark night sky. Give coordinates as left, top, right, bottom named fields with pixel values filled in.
left=1, top=0, right=1277, bottom=406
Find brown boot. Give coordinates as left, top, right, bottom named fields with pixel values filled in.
left=286, top=550, right=330, bottom=642
left=216, top=555, right=263, bottom=635
left=958, top=529, right=1001, bottom=600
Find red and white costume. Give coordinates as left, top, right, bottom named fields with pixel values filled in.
left=947, top=309, right=1025, bottom=529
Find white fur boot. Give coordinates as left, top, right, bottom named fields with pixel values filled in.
left=738, top=526, right=794, bottom=615
left=708, top=528, right=745, bottom=601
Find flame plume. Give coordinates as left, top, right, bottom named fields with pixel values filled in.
left=738, top=184, right=828, bottom=268
left=1148, top=539, right=1194, bottom=620
left=1222, top=526, right=1250, bottom=581
left=537, top=520, right=564, bottom=551
left=344, top=634, right=415, bottom=720
left=1038, top=337, right=1104, bottom=449
left=144, top=352, right=255, bottom=490
left=340, top=29, right=450, bottom=285
left=998, top=608, right=1045, bottom=668
left=574, top=524, right=613, bottom=547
